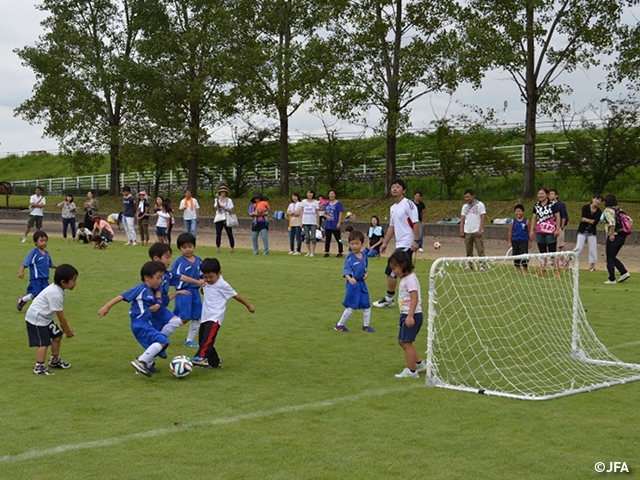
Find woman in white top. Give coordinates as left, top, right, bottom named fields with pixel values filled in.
left=214, top=186, right=235, bottom=253
left=300, top=189, right=320, bottom=257
left=287, top=193, right=303, bottom=255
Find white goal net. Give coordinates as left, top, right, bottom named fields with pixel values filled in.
left=426, top=251, right=640, bottom=400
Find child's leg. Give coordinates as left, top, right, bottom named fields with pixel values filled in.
left=35, top=345, right=48, bottom=364
left=186, top=320, right=200, bottom=343
left=399, top=341, right=420, bottom=370
left=161, top=316, right=184, bottom=337
left=337, top=307, right=354, bottom=327
left=139, top=342, right=165, bottom=364
left=200, top=321, right=222, bottom=367
left=362, top=308, right=372, bottom=327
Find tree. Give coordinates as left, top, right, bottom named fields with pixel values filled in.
left=15, top=0, right=141, bottom=195
left=233, top=0, right=340, bottom=196
left=464, top=0, right=629, bottom=198
left=322, top=0, right=470, bottom=197
left=555, top=97, right=640, bottom=195
left=134, top=0, right=236, bottom=196
left=610, top=22, right=640, bottom=90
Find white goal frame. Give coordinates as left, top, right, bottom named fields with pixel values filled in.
left=425, top=251, right=640, bottom=400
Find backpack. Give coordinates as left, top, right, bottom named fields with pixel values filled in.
left=273, top=210, right=284, bottom=220
left=615, top=209, right=633, bottom=235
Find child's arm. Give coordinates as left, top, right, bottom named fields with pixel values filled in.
left=180, top=274, right=205, bottom=288
left=507, top=220, right=514, bottom=244
left=405, top=290, right=419, bottom=328
left=18, top=265, right=26, bottom=279
left=98, top=295, right=124, bottom=317
left=344, top=274, right=357, bottom=286
left=56, top=311, right=74, bottom=338
left=169, top=290, right=190, bottom=300
left=233, top=295, right=255, bottom=313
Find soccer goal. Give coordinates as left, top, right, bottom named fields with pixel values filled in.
left=425, top=251, right=640, bottom=400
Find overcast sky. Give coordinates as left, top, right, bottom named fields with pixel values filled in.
left=1, top=1, right=638, bottom=156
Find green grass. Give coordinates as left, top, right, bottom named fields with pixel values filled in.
left=1, top=234, right=639, bottom=479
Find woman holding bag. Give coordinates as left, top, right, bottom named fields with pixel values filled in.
left=214, top=185, right=236, bottom=253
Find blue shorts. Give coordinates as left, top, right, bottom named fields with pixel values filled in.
left=27, top=278, right=49, bottom=297
left=150, top=306, right=176, bottom=331
left=173, top=289, right=202, bottom=320
left=156, top=226, right=167, bottom=238
left=26, top=321, right=62, bottom=347
left=343, top=281, right=371, bottom=310
left=398, top=312, right=424, bottom=343
left=131, top=319, right=169, bottom=349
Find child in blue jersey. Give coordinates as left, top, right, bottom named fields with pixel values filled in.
left=508, top=204, right=530, bottom=274
left=171, top=233, right=203, bottom=347
left=17, top=231, right=57, bottom=311
left=98, top=261, right=169, bottom=377
left=334, top=230, right=374, bottom=333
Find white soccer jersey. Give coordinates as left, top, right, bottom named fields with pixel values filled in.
left=389, top=197, right=419, bottom=250
left=25, top=284, right=64, bottom=326
left=201, top=276, right=237, bottom=325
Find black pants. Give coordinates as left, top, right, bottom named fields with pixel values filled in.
left=606, top=234, right=627, bottom=281
left=197, top=321, right=221, bottom=367
left=215, top=221, right=235, bottom=248
left=62, top=217, right=76, bottom=239
left=324, top=228, right=343, bottom=254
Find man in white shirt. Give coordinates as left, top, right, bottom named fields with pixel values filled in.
left=23, top=185, right=46, bottom=243
left=179, top=189, right=200, bottom=237
left=373, top=179, right=420, bottom=308
left=460, top=189, right=487, bottom=270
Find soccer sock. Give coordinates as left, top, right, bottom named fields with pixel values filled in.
left=139, top=343, right=163, bottom=364
left=161, top=317, right=183, bottom=337
left=362, top=308, right=372, bottom=327
left=338, top=308, right=354, bottom=326
left=35, top=362, right=44, bottom=369
left=186, top=320, right=200, bottom=343
left=385, top=291, right=395, bottom=302
left=21, top=294, right=33, bottom=303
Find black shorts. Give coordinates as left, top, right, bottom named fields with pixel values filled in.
left=26, top=321, right=62, bottom=347
left=384, top=248, right=413, bottom=278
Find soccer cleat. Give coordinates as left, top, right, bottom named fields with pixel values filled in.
left=49, top=359, right=71, bottom=369
left=618, top=272, right=631, bottom=283
left=148, top=364, right=159, bottom=374
left=415, top=360, right=427, bottom=372
left=131, top=359, right=152, bottom=377
left=158, top=350, right=167, bottom=359
left=334, top=324, right=350, bottom=332
left=604, top=279, right=617, bottom=285
left=191, top=356, right=209, bottom=366
left=362, top=325, right=376, bottom=333
left=183, top=340, right=199, bottom=348
left=395, top=368, right=419, bottom=379
left=33, top=366, right=54, bottom=375
left=16, top=297, right=26, bottom=311
left=201, top=363, right=222, bottom=370
left=373, top=298, right=394, bottom=308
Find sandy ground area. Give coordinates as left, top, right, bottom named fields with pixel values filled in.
left=3, top=216, right=639, bottom=273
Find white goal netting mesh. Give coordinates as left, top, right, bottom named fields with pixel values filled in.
left=426, top=252, right=640, bottom=400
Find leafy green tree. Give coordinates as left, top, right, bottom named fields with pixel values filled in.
left=14, top=0, right=141, bottom=195
left=555, top=97, right=640, bottom=195
left=134, top=0, right=237, bottom=196
left=610, top=23, right=640, bottom=90
left=322, top=0, right=470, bottom=197
left=464, top=0, right=629, bottom=198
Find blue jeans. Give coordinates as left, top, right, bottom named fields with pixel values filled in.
left=289, top=226, right=302, bottom=253
left=184, top=219, right=197, bottom=237
left=417, top=223, right=424, bottom=249
left=252, top=228, right=269, bottom=254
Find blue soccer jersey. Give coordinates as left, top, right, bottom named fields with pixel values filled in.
left=343, top=251, right=368, bottom=282
left=342, top=251, right=370, bottom=310
left=160, top=270, right=181, bottom=307
left=171, top=255, right=202, bottom=291
left=22, top=248, right=54, bottom=280
left=121, top=283, right=157, bottom=322
left=171, top=255, right=203, bottom=320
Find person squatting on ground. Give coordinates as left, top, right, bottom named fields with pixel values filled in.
left=17, top=231, right=57, bottom=311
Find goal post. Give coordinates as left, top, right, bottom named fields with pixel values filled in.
left=425, top=251, right=640, bottom=400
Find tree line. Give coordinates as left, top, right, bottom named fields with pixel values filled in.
left=14, top=0, right=640, bottom=198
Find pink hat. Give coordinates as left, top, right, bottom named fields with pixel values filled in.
left=139, top=190, right=147, bottom=196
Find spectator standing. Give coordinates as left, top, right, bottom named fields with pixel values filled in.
left=460, top=189, right=487, bottom=270
left=179, top=189, right=200, bottom=237
left=249, top=193, right=270, bottom=255
left=83, top=190, right=99, bottom=232
left=323, top=189, right=344, bottom=258
left=413, top=192, right=426, bottom=252
left=287, top=193, right=302, bottom=255
left=549, top=189, right=569, bottom=251
left=603, top=194, right=631, bottom=284
left=508, top=204, right=530, bottom=274
left=301, top=190, right=320, bottom=257
left=213, top=186, right=235, bottom=253
left=57, top=194, right=77, bottom=241
left=136, top=190, right=150, bottom=246
left=573, top=195, right=603, bottom=272
left=121, top=186, right=137, bottom=246
left=529, top=186, right=561, bottom=277
left=22, top=186, right=46, bottom=243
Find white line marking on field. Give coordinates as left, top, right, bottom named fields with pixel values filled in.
left=0, top=384, right=421, bottom=465
left=609, top=339, right=640, bottom=350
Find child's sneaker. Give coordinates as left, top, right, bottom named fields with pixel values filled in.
left=183, top=340, right=199, bottom=348
left=394, top=368, right=419, bottom=378
left=131, top=359, right=152, bottom=377
left=16, top=297, right=26, bottom=311
left=49, top=358, right=71, bottom=369
left=21, top=237, right=27, bottom=243
left=191, top=356, right=209, bottom=366
left=158, top=349, right=167, bottom=359
left=415, top=360, right=427, bottom=372
left=202, top=363, right=222, bottom=370
left=372, top=298, right=394, bottom=308
left=33, top=365, right=54, bottom=375
left=334, top=324, right=350, bottom=332
left=148, top=363, right=159, bottom=374
left=362, top=325, right=376, bottom=333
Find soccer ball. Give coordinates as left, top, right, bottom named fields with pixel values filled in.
left=433, top=241, right=442, bottom=250
left=170, top=355, right=193, bottom=378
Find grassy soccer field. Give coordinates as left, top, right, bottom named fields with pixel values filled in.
left=0, top=234, right=638, bottom=479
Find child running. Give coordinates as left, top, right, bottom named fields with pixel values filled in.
left=388, top=250, right=427, bottom=378
left=17, top=231, right=57, bottom=311
left=25, top=264, right=78, bottom=375
left=508, top=204, right=530, bottom=274
left=171, top=233, right=203, bottom=347
left=191, top=258, right=255, bottom=369
left=98, top=261, right=169, bottom=377
left=334, top=230, right=374, bottom=333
